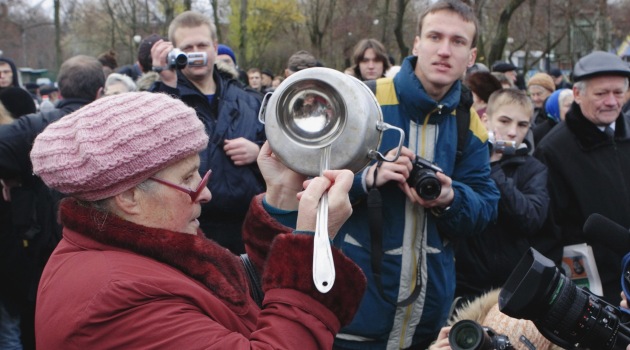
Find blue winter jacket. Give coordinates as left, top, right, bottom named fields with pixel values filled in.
left=333, top=56, right=499, bottom=349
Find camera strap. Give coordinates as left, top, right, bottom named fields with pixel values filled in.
left=368, top=162, right=422, bottom=307
left=368, top=163, right=387, bottom=302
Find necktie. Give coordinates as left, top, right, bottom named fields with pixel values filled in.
left=604, top=126, right=615, bottom=139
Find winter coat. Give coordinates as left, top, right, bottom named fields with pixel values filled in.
left=0, top=98, right=92, bottom=304
left=35, top=195, right=366, bottom=349
left=456, top=143, right=550, bottom=298
left=333, top=56, right=500, bottom=349
left=534, top=102, right=630, bottom=304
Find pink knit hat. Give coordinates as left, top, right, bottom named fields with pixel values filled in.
left=31, top=92, right=208, bottom=201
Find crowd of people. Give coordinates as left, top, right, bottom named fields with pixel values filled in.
left=1, top=0, right=630, bottom=349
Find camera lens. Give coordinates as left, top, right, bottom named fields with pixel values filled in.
left=449, top=320, right=492, bottom=350
left=500, top=248, right=630, bottom=350
left=411, top=169, right=441, bottom=200
left=173, top=53, right=188, bottom=69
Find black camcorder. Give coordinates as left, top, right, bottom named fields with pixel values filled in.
left=499, top=248, right=630, bottom=350
left=167, top=49, right=208, bottom=69
left=407, top=156, right=442, bottom=200
left=449, top=319, right=514, bottom=350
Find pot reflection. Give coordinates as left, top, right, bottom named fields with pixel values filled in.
left=291, top=92, right=334, bottom=135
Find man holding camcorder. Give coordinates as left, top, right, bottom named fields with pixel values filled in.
left=149, top=11, right=265, bottom=255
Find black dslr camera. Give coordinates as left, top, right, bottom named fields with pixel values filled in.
left=499, top=248, right=630, bottom=350
left=167, top=49, right=208, bottom=69
left=407, top=156, right=443, bottom=200
left=449, top=320, right=514, bottom=350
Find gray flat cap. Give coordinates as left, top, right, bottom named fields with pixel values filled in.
left=573, top=51, right=630, bottom=82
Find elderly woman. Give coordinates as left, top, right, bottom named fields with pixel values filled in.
left=31, top=92, right=366, bottom=349
left=532, top=88, right=574, bottom=145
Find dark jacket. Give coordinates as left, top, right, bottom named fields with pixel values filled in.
left=456, top=142, right=549, bottom=299
left=0, top=57, right=20, bottom=89
left=534, top=102, right=630, bottom=304
left=0, top=98, right=92, bottom=303
left=532, top=118, right=558, bottom=146
left=150, top=68, right=265, bottom=253
left=150, top=69, right=264, bottom=217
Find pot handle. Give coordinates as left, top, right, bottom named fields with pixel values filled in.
left=257, top=92, right=274, bottom=124
left=369, top=121, right=405, bottom=163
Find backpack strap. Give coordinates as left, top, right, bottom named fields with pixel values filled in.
left=455, top=84, right=473, bottom=163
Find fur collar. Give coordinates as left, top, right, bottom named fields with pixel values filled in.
left=59, top=198, right=249, bottom=313
left=565, top=102, right=629, bottom=151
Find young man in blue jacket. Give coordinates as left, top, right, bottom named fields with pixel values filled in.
left=150, top=12, right=265, bottom=255
left=333, top=1, right=499, bottom=349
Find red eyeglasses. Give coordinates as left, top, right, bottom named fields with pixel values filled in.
left=149, top=169, right=212, bottom=202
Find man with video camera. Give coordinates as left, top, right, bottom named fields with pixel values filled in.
left=534, top=51, right=630, bottom=305
left=150, top=11, right=265, bottom=255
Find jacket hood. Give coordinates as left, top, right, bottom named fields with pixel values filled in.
left=0, top=57, right=20, bottom=88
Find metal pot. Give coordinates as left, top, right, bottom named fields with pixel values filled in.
left=259, top=67, right=403, bottom=177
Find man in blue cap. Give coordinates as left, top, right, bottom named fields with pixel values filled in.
left=534, top=51, right=630, bottom=305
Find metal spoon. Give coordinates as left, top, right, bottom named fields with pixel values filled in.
left=313, top=145, right=335, bottom=293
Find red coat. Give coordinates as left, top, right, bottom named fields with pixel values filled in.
left=35, top=195, right=366, bottom=349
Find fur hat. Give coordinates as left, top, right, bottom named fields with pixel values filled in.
left=451, top=290, right=559, bottom=350
left=527, top=73, right=556, bottom=93
left=30, top=92, right=208, bottom=201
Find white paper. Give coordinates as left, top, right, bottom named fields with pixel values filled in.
left=561, top=243, right=603, bottom=296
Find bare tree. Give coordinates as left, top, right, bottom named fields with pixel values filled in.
left=303, top=0, right=337, bottom=58
left=55, top=0, right=61, bottom=69
left=593, top=0, right=608, bottom=50
left=212, top=0, right=222, bottom=42
left=485, top=0, right=527, bottom=65
left=392, top=0, right=411, bottom=59
left=239, top=0, right=248, bottom=66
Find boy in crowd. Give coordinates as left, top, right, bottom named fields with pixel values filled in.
left=455, top=89, right=549, bottom=301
